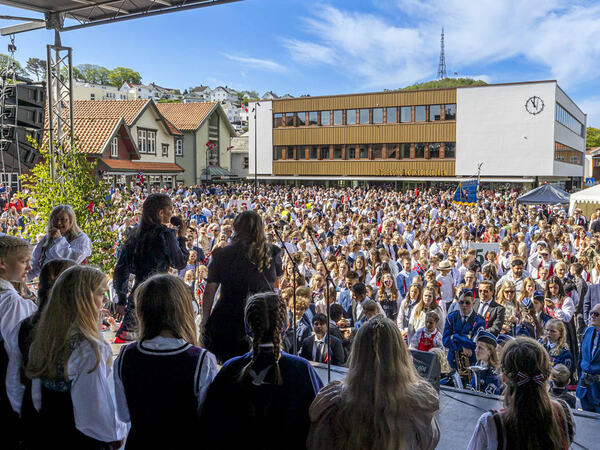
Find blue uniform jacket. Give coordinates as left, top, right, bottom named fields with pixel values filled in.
left=468, top=367, right=502, bottom=395
left=577, top=327, right=600, bottom=405
left=543, top=343, right=573, bottom=372
left=443, top=311, right=486, bottom=369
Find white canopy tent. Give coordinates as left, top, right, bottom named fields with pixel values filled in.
left=569, top=185, right=600, bottom=217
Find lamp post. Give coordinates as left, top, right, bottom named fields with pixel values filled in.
left=252, top=102, right=260, bottom=195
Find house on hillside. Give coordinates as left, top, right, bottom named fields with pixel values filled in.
left=119, top=82, right=160, bottom=100
left=183, top=86, right=212, bottom=103
left=73, top=81, right=129, bottom=101
left=262, top=91, right=279, bottom=100
left=69, top=99, right=184, bottom=186
left=157, top=102, right=237, bottom=185
left=149, top=83, right=181, bottom=101
left=280, top=93, right=294, bottom=99
left=210, top=86, right=237, bottom=104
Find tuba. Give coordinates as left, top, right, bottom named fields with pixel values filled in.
left=455, top=350, right=472, bottom=383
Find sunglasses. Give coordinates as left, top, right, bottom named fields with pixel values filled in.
left=591, top=312, right=600, bottom=318
left=459, top=300, right=472, bottom=305
left=505, top=290, right=516, bottom=294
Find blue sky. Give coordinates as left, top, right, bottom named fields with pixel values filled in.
left=1, top=0, right=600, bottom=126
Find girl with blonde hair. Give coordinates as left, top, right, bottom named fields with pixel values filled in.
left=497, top=281, right=519, bottom=334
left=541, top=318, right=573, bottom=372
left=408, top=284, right=445, bottom=341
left=397, top=283, right=422, bottom=338
left=307, top=316, right=440, bottom=450
left=26, top=265, right=126, bottom=449
left=114, top=274, right=218, bottom=450
left=377, top=273, right=400, bottom=321
left=28, top=204, right=92, bottom=280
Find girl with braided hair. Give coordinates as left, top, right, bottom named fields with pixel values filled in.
left=468, top=337, right=575, bottom=450
left=307, top=315, right=440, bottom=450
left=202, top=210, right=283, bottom=363
left=201, top=292, right=323, bottom=450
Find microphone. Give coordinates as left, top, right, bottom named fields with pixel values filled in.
left=170, top=216, right=183, bottom=227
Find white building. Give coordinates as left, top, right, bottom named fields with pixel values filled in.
left=210, top=86, right=237, bottom=104
left=120, top=82, right=160, bottom=100
left=262, top=91, right=279, bottom=100
left=221, top=102, right=241, bottom=124
left=183, top=86, right=212, bottom=103
left=230, top=132, right=249, bottom=178
left=249, top=80, right=586, bottom=189
left=73, top=81, right=129, bottom=101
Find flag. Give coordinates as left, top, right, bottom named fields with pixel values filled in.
left=452, top=180, right=478, bottom=205
left=87, top=201, right=95, bottom=213
left=137, top=170, right=145, bottom=186
left=226, top=145, right=234, bottom=152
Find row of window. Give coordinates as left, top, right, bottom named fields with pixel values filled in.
left=554, top=141, right=583, bottom=166
left=556, top=103, right=584, bottom=137
left=129, top=128, right=183, bottom=158
left=273, top=143, right=456, bottom=160
left=273, top=104, right=456, bottom=128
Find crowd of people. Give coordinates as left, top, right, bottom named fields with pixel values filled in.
left=0, top=181, right=599, bottom=448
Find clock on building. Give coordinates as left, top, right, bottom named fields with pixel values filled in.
left=525, top=96, right=544, bottom=115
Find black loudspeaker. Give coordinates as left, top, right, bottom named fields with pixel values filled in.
left=410, top=349, right=441, bottom=392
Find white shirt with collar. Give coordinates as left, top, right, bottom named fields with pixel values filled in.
left=1, top=278, right=37, bottom=414
left=28, top=232, right=92, bottom=280
left=312, top=334, right=327, bottom=362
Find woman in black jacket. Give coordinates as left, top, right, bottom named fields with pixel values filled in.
left=114, top=193, right=189, bottom=343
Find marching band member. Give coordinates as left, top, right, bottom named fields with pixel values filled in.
left=468, top=331, right=502, bottom=395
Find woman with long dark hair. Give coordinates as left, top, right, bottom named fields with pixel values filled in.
left=113, top=193, right=189, bottom=343
left=468, top=337, right=575, bottom=449
left=202, top=210, right=283, bottom=363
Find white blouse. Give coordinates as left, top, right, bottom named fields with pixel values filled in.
left=28, top=232, right=92, bottom=280
left=32, top=336, right=127, bottom=443
left=113, top=336, right=218, bottom=422
left=1, top=279, right=37, bottom=414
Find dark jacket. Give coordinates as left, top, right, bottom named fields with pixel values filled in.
left=299, top=334, right=344, bottom=367
left=472, top=299, right=505, bottom=336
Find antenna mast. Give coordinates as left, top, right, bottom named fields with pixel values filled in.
left=437, top=27, right=447, bottom=79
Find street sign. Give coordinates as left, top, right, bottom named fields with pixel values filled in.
left=586, top=178, right=595, bottom=186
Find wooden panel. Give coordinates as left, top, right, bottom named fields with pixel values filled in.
left=273, top=122, right=455, bottom=146
left=273, top=160, right=455, bottom=177
left=273, top=89, right=456, bottom=113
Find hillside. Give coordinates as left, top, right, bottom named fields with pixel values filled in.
left=399, top=78, right=488, bottom=91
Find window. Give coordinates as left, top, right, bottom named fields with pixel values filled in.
left=400, top=106, right=411, bottom=123
left=273, top=113, right=283, bottom=128
left=297, top=146, right=306, bottom=159
left=309, top=111, right=318, bottom=126
left=347, top=146, right=356, bottom=159
left=359, top=109, right=370, bottom=124
left=90, top=93, right=95, bottom=100
left=400, top=143, right=411, bottom=159
left=556, top=104, right=584, bottom=136
left=333, top=146, right=342, bottom=159
left=386, top=107, right=397, bottom=123
left=373, top=108, right=383, bottom=124
left=175, top=139, right=183, bottom=156
left=321, top=111, right=331, bottom=126
left=243, top=157, right=249, bottom=169
left=286, top=147, right=295, bottom=159
left=415, top=143, right=425, bottom=158
left=138, top=129, right=147, bottom=153
left=285, top=114, right=294, bottom=126
left=555, top=142, right=583, bottom=165
left=147, top=131, right=156, bottom=154
left=444, top=142, right=455, bottom=158
left=333, top=110, right=343, bottom=125
left=429, top=143, right=440, bottom=158
left=296, top=112, right=306, bottom=126
left=359, top=145, right=368, bottom=159
left=372, top=144, right=382, bottom=159
left=162, top=143, right=169, bottom=157
left=387, top=144, right=398, bottom=159
left=415, top=106, right=426, bottom=122
left=320, top=146, right=330, bottom=159
left=273, top=146, right=283, bottom=160
left=445, top=104, right=456, bottom=120
left=110, top=137, right=118, bottom=158
left=347, top=109, right=356, bottom=125
left=310, top=146, right=318, bottom=159
left=429, top=105, right=441, bottom=121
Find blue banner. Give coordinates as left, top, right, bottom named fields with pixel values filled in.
left=453, top=180, right=478, bottom=205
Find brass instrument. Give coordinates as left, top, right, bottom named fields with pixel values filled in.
left=455, top=350, right=472, bottom=384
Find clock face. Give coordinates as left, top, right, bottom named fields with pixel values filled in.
left=525, top=96, right=544, bottom=115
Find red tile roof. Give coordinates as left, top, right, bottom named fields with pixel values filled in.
left=72, top=117, right=122, bottom=155
left=73, top=100, right=149, bottom=125
left=156, top=102, right=217, bottom=131
left=99, top=159, right=184, bottom=173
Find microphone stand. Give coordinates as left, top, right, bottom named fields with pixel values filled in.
left=304, top=224, right=334, bottom=383
left=271, top=223, right=300, bottom=355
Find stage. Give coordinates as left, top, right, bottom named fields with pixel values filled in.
left=311, top=363, right=600, bottom=449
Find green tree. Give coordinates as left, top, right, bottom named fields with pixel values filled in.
left=25, top=57, right=46, bottom=81
left=108, top=67, right=142, bottom=88
left=0, top=53, right=26, bottom=77
left=587, top=127, right=600, bottom=147
left=19, top=139, right=119, bottom=271
left=400, top=77, right=487, bottom=91
left=75, top=64, right=110, bottom=84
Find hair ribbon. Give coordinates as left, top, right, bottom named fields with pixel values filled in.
left=516, top=371, right=545, bottom=386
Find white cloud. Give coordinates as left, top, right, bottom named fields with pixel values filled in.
left=284, top=1, right=600, bottom=89
left=223, top=53, right=286, bottom=73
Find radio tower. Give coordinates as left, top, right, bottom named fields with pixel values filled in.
left=437, top=27, right=447, bottom=79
